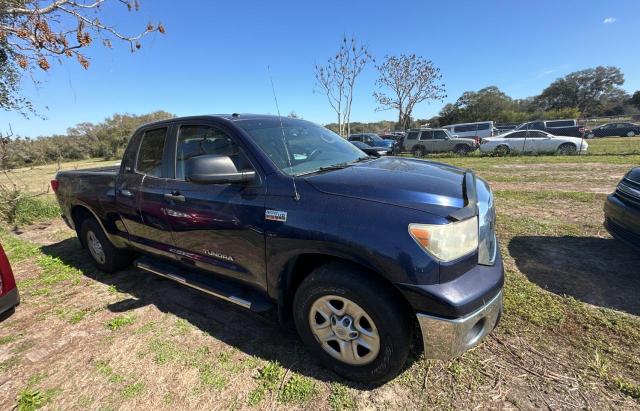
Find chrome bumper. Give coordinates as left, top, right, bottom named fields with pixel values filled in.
left=417, top=290, right=502, bottom=360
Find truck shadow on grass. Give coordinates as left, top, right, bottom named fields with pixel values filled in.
left=40, top=237, right=420, bottom=388
left=509, top=236, right=640, bottom=315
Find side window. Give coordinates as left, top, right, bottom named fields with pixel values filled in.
left=507, top=131, right=526, bottom=139
left=136, top=128, right=167, bottom=177
left=175, top=125, right=249, bottom=180
left=532, top=122, right=545, bottom=130
left=476, top=123, right=490, bottom=131
left=419, top=131, right=433, bottom=140
left=433, top=130, right=447, bottom=139
left=406, top=131, right=419, bottom=140
left=529, top=131, right=547, bottom=138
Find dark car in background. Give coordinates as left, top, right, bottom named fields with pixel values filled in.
left=348, top=133, right=396, bottom=153
left=350, top=141, right=389, bottom=157
left=587, top=122, right=640, bottom=138
left=515, top=119, right=585, bottom=137
left=0, top=243, right=19, bottom=321
left=604, top=167, right=640, bottom=249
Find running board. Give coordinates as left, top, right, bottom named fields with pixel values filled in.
left=134, top=257, right=273, bottom=312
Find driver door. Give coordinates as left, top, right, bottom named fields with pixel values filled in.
left=162, top=122, right=268, bottom=289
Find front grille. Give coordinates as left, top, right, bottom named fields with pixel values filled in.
left=616, top=181, right=640, bottom=208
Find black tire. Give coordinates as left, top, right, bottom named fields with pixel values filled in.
left=454, top=144, right=470, bottom=155
left=79, top=218, right=133, bottom=273
left=495, top=145, right=510, bottom=156
left=557, top=143, right=577, bottom=155
left=412, top=146, right=425, bottom=158
left=293, top=263, right=412, bottom=385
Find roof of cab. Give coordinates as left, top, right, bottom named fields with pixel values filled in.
left=136, top=113, right=288, bottom=130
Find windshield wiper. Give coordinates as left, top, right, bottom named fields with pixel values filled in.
left=318, top=162, right=351, bottom=171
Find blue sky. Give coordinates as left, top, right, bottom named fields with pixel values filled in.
left=2, top=0, right=639, bottom=137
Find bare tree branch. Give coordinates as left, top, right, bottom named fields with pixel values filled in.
left=314, top=36, right=372, bottom=137
left=373, top=54, right=446, bottom=130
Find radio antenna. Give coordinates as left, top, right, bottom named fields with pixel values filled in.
left=268, top=65, right=300, bottom=201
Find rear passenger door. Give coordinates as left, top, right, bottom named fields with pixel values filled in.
left=162, top=122, right=268, bottom=289
left=116, top=126, right=175, bottom=257
left=418, top=130, right=434, bottom=152
left=505, top=131, right=528, bottom=153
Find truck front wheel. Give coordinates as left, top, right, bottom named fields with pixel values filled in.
left=80, top=218, right=133, bottom=273
left=293, top=263, right=412, bottom=384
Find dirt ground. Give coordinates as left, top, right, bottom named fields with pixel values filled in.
left=1, top=157, right=639, bottom=410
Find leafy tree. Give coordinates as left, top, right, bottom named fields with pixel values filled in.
left=629, top=91, right=640, bottom=111
left=535, top=66, right=627, bottom=116
left=373, top=54, right=446, bottom=130
left=0, top=0, right=164, bottom=114
left=1, top=111, right=174, bottom=169
left=314, top=36, right=373, bottom=136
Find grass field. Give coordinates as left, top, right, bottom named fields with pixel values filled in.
left=0, top=138, right=639, bottom=409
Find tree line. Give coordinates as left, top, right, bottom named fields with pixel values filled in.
left=0, top=111, right=173, bottom=169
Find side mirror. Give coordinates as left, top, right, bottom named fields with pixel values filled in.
left=186, top=154, right=255, bottom=184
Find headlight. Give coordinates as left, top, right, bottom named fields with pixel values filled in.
left=408, top=218, right=478, bottom=262
left=377, top=150, right=387, bottom=155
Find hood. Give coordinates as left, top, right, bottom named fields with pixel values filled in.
left=304, top=157, right=466, bottom=217
left=379, top=139, right=395, bottom=147
left=626, top=167, right=640, bottom=184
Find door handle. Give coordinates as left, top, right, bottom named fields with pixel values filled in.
left=119, top=189, right=133, bottom=197
left=164, top=192, right=185, bottom=202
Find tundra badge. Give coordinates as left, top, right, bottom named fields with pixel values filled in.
left=265, top=210, right=287, bottom=222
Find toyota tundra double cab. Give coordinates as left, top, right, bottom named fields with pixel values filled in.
left=53, top=114, right=503, bottom=384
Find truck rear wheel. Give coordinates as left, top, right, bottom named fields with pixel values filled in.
left=80, top=218, right=133, bottom=273
left=293, top=263, right=412, bottom=385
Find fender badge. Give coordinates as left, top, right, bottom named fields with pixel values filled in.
left=265, top=209, right=287, bottom=222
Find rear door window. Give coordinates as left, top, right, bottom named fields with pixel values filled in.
left=406, top=131, right=419, bottom=140
left=136, top=128, right=168, bottom=177
left=546, top=120, right=574, bottom=127
left=432, top=130, right=447, bottom=139
left=419, top=131, right=433, bottom=140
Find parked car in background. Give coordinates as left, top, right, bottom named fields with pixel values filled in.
left=604, top=167, right=640, bottom=250
left=587, top=122, right=640, bottom=138
left=347, top=133, right=396, bottom=153
left=515, top=119, right=585, bottom=137
left=442, top=121, right=495, bottom=139
left=479, top=130, right=588, bottom=155
left=403, top=128, right=478, bottom=156
left=0, top=243, right=19, bottom=321
left=495, top=123, right=520, bottom=134
left=52, top=114, right=503, bottom=384
left=350, top=140, right=389, bottom=157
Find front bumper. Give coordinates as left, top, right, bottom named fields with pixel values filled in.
left=604, top=194, right=640, bottom=249
left=417, top=290, right=502, bottom=360
left=0, top=287, right=20, bottom=318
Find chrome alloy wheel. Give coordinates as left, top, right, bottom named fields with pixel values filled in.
left=86, top=230, right=106, bottom=265
left=308, top=295, right=380, bottom=365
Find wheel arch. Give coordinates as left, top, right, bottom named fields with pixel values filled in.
left=276, top=252, right=414, bottom=329
left=70, top=204, right=126, bottom=248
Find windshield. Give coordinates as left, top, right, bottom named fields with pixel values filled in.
left=236, top=118, right=367, bottom=176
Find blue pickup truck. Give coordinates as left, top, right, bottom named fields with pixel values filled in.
left=52, top=114, right=503, bottom=384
